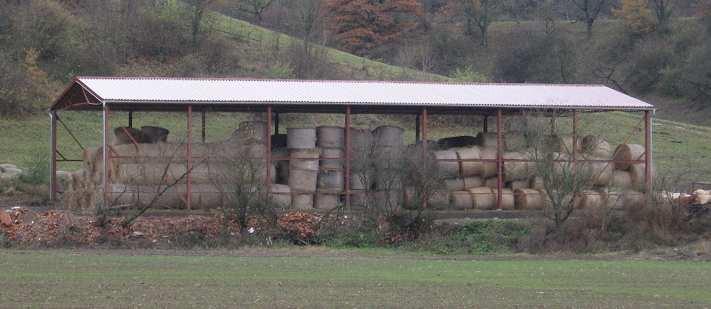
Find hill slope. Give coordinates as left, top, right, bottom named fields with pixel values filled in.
left=1, top=4, right=709, bottom=188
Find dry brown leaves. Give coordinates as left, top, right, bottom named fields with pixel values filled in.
left=278, top=211, right=322, bottom=243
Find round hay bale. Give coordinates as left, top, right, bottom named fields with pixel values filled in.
left=611, top=170, right=633, bottom=189
left=349, top=128, right=373, bottom=151
left=463, top=176, right=483, bottom=189
left=316, top=126, right=345, bottom=148
left=350, top=172, right=371, bottom=191
left=292, top=193, right=314, bottom=210
left=559, top=135, right=582, bottom=155
left=428, top=191, right=450, bottom=209
left=320, top=148, right=344, bottom=170
left=477, top=132, right=498, bottom=149
left=601, top=190, right=624, bottom=209
left=622, top=191, right=645, bottom=210
left=270, top=184, right=291, bottom=208
left=484, top=177, right=499, bottom=189
left=576, top=190, right=605, bottom=209
left=581, top=160, right=614, bottom=186
left=373, top=126, right=404, bottom=147
left=493, top=188, right=515, bottom=210
left=114, top=127, right=144, bottom=145
left=480, top=148, right=498, bottom=178
left=529, top=176, right=545, bottom=190
left=613, top=144, right=645, bottom=170
left=694, top=189, right=711, bottom=205
left=350, top=192, right=367, bottom=208
left=437, top=136, right=478, bottom=149
left=317, top=170, right=344, bottom=192
left=287, top=128, right=317, bottom=149
left=273, top=148, right=289, bottom=184
left=469, top=187, right=495, bottom=210
left=505, top=132, right=527, bottom=151
left=514, top=189, right=544, bottom=210
left=445, top=178, right=465, bottom=191
left=451, top=191, right=473, bottom=209
left=289, top=169, right=318, bottom=192
left=504, top=152, right=531, bottom=181
left=238, top=121, right=267, bottom=144
left=457, top=146, right=483, bottom=177
left=629, top=163, right=655, bottom=190
left=315, top=193, right=340, bottom=210
left=581, top=135, right=612, bottom=158
left=289, top=149, right=320, bottom=171
left=373, top=190, right=402, bottom=211
left=140, top=126, right=169, bottom=143
left=374, top=145, right=404, bottom=164
left=509, top=180, right=529, bottom=191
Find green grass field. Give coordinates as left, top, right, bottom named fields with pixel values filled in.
left=0, top=249, right=709, bottom=307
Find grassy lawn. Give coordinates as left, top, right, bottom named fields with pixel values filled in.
left=0, top=249, right=709, bottom=307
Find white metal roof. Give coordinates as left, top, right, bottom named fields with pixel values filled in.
left=62, top=77, right=653, bottom=111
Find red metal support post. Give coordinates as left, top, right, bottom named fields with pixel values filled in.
left=266, top=106, right=272, bottom=192
left=483, top=116, right=488, bottom=133
left=496, top=109, right=503, bottom=210
left=644, top=110, right=652, bottom=194
left=186, top=105, right=193, bottom=210
left=345, top=106, right=352, bottom=208
left=49, top=111, right=58, bottom=201
left=102, top=104, right=110, bottom=209
left=421, top=107, right=429, bottom=208
left=128, top=111, right=133, bottom=128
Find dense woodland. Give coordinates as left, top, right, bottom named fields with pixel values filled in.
left=0, top=0, right=710, bottom=121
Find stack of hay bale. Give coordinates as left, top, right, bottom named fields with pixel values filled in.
left=315, top=126, right=345, bottom=210
left=431, top=131, right=650, bottom=211
left=287, top=128, right=319, bottom=210
left=371, top=126, right=406, bottom=210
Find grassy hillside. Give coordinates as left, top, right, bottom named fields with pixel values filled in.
left=1, top=4, right=710, bottom=189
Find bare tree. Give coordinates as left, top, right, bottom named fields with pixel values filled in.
left=524, top=113, right=594, bottom=231
left=568, top=0, right=609, bottom=38
left=186, top=0, right=221, bottom=48
left=234, top=0, right=275, bottom=24
left=453, top=0, right=501, bottom=47
left=210, top=144, right=277, bottom=237
left=649, top=0, right=672, bottom=32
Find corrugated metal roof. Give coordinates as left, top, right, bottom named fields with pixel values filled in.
left=58, top=76, right=653, bottom=111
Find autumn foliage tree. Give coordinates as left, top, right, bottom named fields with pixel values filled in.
left=327, top=0, right=423, bottom=57
left=614, top=0, right=656, bottom=36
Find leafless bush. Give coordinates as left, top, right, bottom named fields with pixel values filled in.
left=523, top=113, right=594, bottom=231
left=210, top=144, right=278, bottom=238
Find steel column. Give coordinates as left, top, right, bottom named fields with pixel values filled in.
left=102, top=104, right=110, bottom=209
left=345, top=106, right=352, bottom=208
left=421, top=108, right=429, bottom=208
left=128, top=111, right=133, bottom=128
left=496, top=109, right=503, bottom=210
left=644, top=110, right=652, bottom=194
left=186, top=105, right=193, bottom=210
left=266, top=106, right=272, bottom=191
left=483, top=116, right=488, bottom=133
left=49, top=111, right=58, bottom=201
